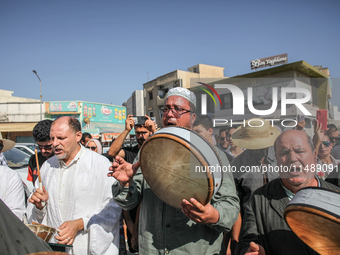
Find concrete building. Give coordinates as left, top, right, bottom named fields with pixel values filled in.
left=122, top=90, right=145, bottom=116
left=143, top=63, right=227, bottom=126
left=0, top=89, right=44, bottom=142
left=197, top=61, right=333, bottom=137
left=330, top=105, right=340, bottom=127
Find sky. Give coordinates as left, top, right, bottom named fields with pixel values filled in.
left=1, top=0, right=339, bottom=107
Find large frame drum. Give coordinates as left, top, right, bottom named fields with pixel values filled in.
left=284, top=187, right=340, bottom=255
left=140, top=126, right=223, bottom=209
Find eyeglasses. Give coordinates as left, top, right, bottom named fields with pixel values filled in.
left=321, top=141, right=331, bottom=147
left=86, top=146, right=97, bottom=151
left=35, top=144, right=53, bottom=150
left=219, top=137, right=227, bottom=141
left=160, top=106, right=191, bottom=118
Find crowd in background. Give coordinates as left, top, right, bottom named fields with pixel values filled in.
left=0, top=87, right=340, bottom=255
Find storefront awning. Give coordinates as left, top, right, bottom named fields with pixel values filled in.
left=82, top=122, right=128, bottom=141
left=0, top=122, right=38, bottom=132
left=90, top=122, right=125, bottom=133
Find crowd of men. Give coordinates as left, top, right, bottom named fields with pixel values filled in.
left=0, top=87, right=340, bottom=255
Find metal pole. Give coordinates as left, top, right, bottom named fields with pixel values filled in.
left=33, top=70, right=42, bottom=121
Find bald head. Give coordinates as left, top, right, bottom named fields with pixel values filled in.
left=50, top=116, right=82, bottom=165
left=52, top=116, right=81, bottom=134
left=274, top=129, right=317, bottom=193
left=274, top=129, right=314, bottom=156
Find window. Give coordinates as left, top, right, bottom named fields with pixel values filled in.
left=220, top=93, right=233, bottom=109
left=158, top=87, right=170, bottom=99
left=148, top=111, right=154, bottom=117
left=148, top=91, right=153, bottom=100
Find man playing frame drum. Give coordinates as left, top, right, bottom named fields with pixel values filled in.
left=109, top=87, right=239, bottom=254
left=236, top=130, right=340, bottom=255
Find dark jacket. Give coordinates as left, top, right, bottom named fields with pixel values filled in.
left=231, top=147, right=279, bottom=213
left=325, top=163, right=340, bottom=187
left=236, top=178, right=340, bottom=255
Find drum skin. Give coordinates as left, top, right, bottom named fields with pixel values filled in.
left=284, top=187, right=340, bottom=255
left=140, top=126, right=222, bottom=209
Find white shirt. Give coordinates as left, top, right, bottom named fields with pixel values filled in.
left=0, top=165, right=26, bottom=220
left=27, top=145, right=121, bottom=255
left=58, top=146, right=84, bottom=221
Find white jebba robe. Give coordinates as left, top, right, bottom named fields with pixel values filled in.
left=27, top=146, right=121, bottom=255
left=0, top=165, right=26, bottom=220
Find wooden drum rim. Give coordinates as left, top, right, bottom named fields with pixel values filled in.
left=285, top=205, right=340, bottom=225
left=141, top=132, right=214, bottom=204
left=140, top=126, right=222, bottom=207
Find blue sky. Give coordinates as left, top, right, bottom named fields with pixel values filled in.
left=1, top=0, right=339, bottom=107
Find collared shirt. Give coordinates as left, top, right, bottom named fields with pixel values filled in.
left=281, top=178, right=321, bottom=201
left=58, top=145, right=84, bottom=221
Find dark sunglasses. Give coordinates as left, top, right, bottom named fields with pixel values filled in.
left=321, top=141, right=331, bottom=147
left=35, top=144, right=53, bottom=150
left=86, top=146, right=97, bottom=151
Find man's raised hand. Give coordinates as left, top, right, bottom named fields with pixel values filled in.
left=108, top=156, right=140, bottom=187
left=29, top=186, right=49, bottom=210
left=144, top=115, right=157, bottom=134
left=125, top=115, right=135, bottom=131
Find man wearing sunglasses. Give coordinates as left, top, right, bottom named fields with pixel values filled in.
left=218, top=127, right=230, bottom=151
left=326, top=124, right=340, bottom=161
left=316, top=133, right=339, bottom=180
left=28, top=120, right=54, bottom=186
left=109, top=87, right=239, bottom=255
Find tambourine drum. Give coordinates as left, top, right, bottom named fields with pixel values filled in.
left=140, top=126, right=223, bottom=209
left=26, top=222, right=57, bottom=242
left=284, top=187, right=340, bottom=255
left=28, top=253, right=67, bottom=255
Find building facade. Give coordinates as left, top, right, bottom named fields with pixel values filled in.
left=143, top=63, right=227, bottom=126
left=197, top=61, right=333, bottom=137
left=0, top=89, right=44, bottom=142
left=122, top=90, right=145, bottom=116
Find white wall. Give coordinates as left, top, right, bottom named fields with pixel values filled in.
left=0, top=102, right=45, bottom=122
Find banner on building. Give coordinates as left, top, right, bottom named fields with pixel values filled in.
left=250, top=53, right=288, bottom=70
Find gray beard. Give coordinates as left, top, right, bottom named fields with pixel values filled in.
left=56, top=153, right=67, bottom=160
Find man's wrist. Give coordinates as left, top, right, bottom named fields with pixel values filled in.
left=123, top=128, right=131, bottom=134
left=77, top=218, right=84, bottom=231
left=120, top=179, right=133, bottom=187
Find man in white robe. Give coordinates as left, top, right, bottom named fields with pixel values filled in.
left=0, top=137, right=26, bottom=221
left=28, top=116, right=121, bottom=255
left=0, top=166, right=26, bottom=220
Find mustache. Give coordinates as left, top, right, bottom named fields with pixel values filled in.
left=137, top=139, right=145, bottom=144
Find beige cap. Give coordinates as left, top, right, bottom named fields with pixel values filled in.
left=231, top=118, right=281, bottom=149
